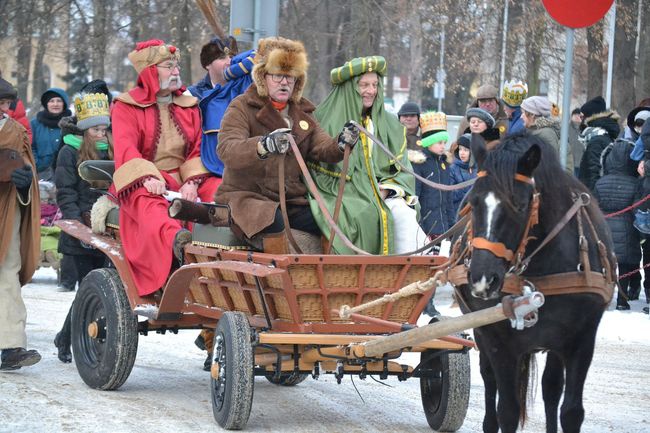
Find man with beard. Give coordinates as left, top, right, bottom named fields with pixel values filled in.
left=111, top=39, right=219, bottom=297
left=215, top=37, right=357, bottom=253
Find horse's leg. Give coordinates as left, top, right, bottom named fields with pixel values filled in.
left=560, top=333, right=598, bottom=433
left=479, top=350, right=499, bottom=433
left=491, top=352, right=521, bottom=433
left=542, top=352, right=565, bottom=433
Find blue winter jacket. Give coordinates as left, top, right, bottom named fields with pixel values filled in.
left=449, top=158, right=477, bottom=215
left=188, top=73, right=214, bottom=99
left=411, top=149, right=455, bottom=236
left=30, top=88, right=70, bottom=172
left=506, top=107, right=525, bottom=136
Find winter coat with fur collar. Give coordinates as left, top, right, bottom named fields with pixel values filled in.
left=579, top=111, right=621, bottom=191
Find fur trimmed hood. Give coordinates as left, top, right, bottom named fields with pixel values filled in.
left=58, top=115, right=83, bottom=137
left=252, top=37, right=308, bottom=103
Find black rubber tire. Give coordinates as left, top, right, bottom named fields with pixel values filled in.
left=264, top=371, right=308, bottom=386
left=71, top=268, right=138, bottom=390
left=420, top=316, right=471, bottom=432
left=211, top=312, right=254, bottom=430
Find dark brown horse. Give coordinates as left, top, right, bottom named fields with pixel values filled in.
left=456, top=134, right=615, bottom=433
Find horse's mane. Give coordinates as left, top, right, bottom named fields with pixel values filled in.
left=481, top=133, right=588, bottom=223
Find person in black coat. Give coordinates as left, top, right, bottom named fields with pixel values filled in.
left=448, top=133, right=477, bottom=216
left=53, top=91, right=112, bottom=362
left=578, top=96, right=621, bottom=191
left=594, top=139, right=641, bottom=310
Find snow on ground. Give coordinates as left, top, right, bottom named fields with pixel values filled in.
left=1, top=267, right=650, bottom=433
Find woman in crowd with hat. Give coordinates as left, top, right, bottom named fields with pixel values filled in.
left=465, top=107, right=501, bottom=149
left=448, top=133, right=477, bottom=215
left=52, top=90, right=113, bottom=363
left=521, top=95, right=573, bottom=173
left=30, top=88, right=71, bottom=180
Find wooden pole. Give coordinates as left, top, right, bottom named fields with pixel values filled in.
left=352, top=304, right=509, bottom=358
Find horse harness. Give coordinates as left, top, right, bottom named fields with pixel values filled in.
left=446, top=170, right=615, bottom=305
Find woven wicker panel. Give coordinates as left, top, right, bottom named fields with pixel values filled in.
left=251, top=293, right=264, bottom=317
left=403, top=265, right=434, bottom=285
left=360, top=293, right=384, bottom=318
left=272, top=294, right=293, bottom=320
left=297, top=294, right=325, bottom=322
left=323, top=265, right=359, bottom=288
left=207, top=283, right=228, bottom=309
left=364, top=265, right=401, bottom=288
left=188, top=277, right=209, bottom=306
left=227, top=287, right=250, bottom=313
left=266, top=274, right=284, bottom=289
left=328, top=293, right=357, bottom=323
left=288, top=265, right=319, bottom=290
left=388, top=295, right=420, bottom=322
left=219, top=268, right=239, bottom=282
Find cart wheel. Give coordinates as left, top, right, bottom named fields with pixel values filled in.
left=264, top=371, right=308, bottom=386
left=71, top=268, right=138, bottom=390
left=419, top=317, right=470, bottom=432
left=211, top=312, right=254, bottom=430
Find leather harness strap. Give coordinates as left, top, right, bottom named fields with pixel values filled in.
left=471, top=238, right=514, bottom=262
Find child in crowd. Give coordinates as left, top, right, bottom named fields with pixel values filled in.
left=53, top=90, right=112, bottom=362
left=449, top=133, right=477, bottom=216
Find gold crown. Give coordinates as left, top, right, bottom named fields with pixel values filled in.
left=502, top=80, right=528, bottom=107
left=419, top=111, right=447, bottom=134
left=74, top=92, right=110, bottom=123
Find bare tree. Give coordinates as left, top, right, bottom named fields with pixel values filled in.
left=586, top=21, right=606, bottom=99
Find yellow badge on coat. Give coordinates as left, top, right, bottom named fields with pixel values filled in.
left=299, top=120, right=309, bottom=130
left=442, top=163, right=446, bottom=170
left=499, top=125, right=506, bottom=134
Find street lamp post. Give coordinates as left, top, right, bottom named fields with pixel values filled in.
left=436, top=16, right=448, bottom=112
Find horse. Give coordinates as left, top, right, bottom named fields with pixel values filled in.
left=453, top=133, right=616, bottom=433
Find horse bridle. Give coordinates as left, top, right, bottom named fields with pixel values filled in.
left=465, top=170, right=540, bottom=273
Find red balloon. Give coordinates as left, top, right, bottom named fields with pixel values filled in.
left=542, top=0, right=614, bottom=29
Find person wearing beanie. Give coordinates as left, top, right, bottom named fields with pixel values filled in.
left=624, top=105, right=650, bottom=142
left=409, top=111, right=455, bottom=239
left=308, top=55, right=424, bottom=255
left=188, top=36, right=239, bottom=99
left=216, top=37, right=353, bottom=254
left=456, top=83, right=509, bottom=140
left=578, top=95, right=621, bottom=191
left=0, top=78, right=32, bottom=141
left=502, top=79, right=528, bottom=136
left=398, top=101, right=421, bottom=151
left=521, top=95, right=573, bottom=173
left=448, top=133, right=477, bottom=215
left=52, top=90, right=113, bottom=363
left=465, top=107, right=501, bottom=149
left=0, top=80, right=41, bottom=371
left=111, top=39, right=220, bottom=298
left=30, top=87, right=71, bottom=180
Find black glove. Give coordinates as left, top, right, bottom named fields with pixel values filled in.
left=259, top=128, right=292, bottom=156
left=10, top=165, right=33, bottom=190
left=337, top=121, right=359, bottom=151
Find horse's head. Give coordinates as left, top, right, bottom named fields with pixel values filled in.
left=466, top=134, right=541, bottom=300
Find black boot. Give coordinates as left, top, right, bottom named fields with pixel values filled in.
left=0, top=348, right=41, bottom=371
left=616, top=296, right=631, bottom=311
left=54, top=332, right=72, bottom=363
left=203, top=353, right=212, bottom=371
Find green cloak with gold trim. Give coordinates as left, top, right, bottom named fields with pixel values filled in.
left=307, top=56, right=416, bottom=255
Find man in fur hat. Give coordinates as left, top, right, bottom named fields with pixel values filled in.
left=111, top=39, right=220, bottom=297
left=0, top=81, right=41, bottom=370
left=216, top=37, right=358, bottom=253
left=456, top=84, right=509, bottom=140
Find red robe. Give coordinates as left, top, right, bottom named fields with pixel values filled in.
left=112, top=67, right=219, bottom=296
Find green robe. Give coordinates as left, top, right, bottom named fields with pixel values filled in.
left=308, top=76, right=415, bottom=255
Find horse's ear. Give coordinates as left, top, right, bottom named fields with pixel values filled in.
left=517, top=143, right=541, bottom=177
left=471, top=133, right=487, bottom=168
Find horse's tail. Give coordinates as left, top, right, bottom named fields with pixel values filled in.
left=517, top=353, right=538, bottom=428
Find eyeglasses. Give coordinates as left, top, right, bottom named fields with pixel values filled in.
left=268, top=74, right=296, bottom=84
left=157, top=63, right=181, bottom=71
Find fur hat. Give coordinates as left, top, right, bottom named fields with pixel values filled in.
left=252, top=37, right=308, bottom=102
left=521, top=96, right=552, bottom=117
left=580, top=96, right=606, bottom=119
left=200, top=36, right=238, bottom=68
left=0, top=78, right=17, bottom=101
left=128, top=39, right=180, bottom=74
left=466, top=107, right=495, bottom=128
left=81, top=79, right=113, bottom=105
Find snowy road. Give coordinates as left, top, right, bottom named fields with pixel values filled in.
left=1, top=267, right=650, bottom=433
